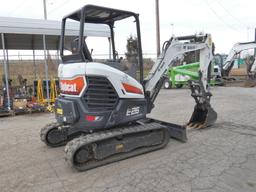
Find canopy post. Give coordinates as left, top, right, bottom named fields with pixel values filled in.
left=108, top=37, right=112, bottom=60
left=56, top=36, right=61, bottom=65
left=6, top=49, right=10, bottom=76
left=32, top=35, right=37, bottom=79
left=43, top=34, right=50, bottom=104
left=1, top=33, right=11, bottom=110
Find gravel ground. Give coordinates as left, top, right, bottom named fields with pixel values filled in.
left=0, top=86, right=256, bottom=192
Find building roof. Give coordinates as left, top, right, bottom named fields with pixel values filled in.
left=0, top=16, right=110, bottom=50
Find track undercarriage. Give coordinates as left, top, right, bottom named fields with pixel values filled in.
left=41, top=118, right=187, bottom=171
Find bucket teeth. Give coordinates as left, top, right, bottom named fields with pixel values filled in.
left=186, top=123, right=195, bottom=128
left=186, top=122, right=206, bottom=129
left=187, top=105, right=217, bottom=129
left=194, top=123, right=205, bottom=129
left=196, top=123, right=205, bottom=129
left=192, top=123, right=200, bottom=128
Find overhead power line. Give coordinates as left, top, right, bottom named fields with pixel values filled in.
left=205, top=0, right=241, bottom=32
left=7, top=0, right=28, bottom=15
left=214, top=0, right=247, bottom=28
left=48, top=0, right=71, bottom=16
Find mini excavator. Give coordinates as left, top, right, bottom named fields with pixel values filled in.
left=40, top=5, right=217, bottom=171
left=214, top=41, right=256, bottom=79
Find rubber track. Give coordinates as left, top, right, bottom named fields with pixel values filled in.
left=65, top=122, right=170, bottom=171
left=40, top=122, right=66, bottom=147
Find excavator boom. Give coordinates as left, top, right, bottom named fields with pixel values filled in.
left=144, top=34, right=217, bottom=128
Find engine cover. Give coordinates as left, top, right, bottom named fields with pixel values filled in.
left=55, top=62, right=147, bottom=132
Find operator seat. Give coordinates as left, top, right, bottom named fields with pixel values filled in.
left=82, top=42, right=93, bottom=62
left=71, top=37, right=92, bottom=62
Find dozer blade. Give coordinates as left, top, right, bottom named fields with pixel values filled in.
left=187, top=105, right=217, bottom=129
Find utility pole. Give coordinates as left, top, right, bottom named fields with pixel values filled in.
left=254, top=28, right=256, bottom=56
left=43, top=0, right=47, bottom=20
left=155, top=0, right=160, bottom=57
left=171, top=23, right=174, bottom=36
left=43, top=0, right=50, bottom=103
left=247, top=27, right=249, bottom=41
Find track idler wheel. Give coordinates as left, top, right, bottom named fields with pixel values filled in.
left=187, top=104, right=217, bottom=129
left=40, top=122, right=67, bottom=147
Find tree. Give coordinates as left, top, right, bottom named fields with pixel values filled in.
left=125, top=35, right=138, bottom=64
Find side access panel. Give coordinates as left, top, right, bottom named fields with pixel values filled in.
left=55, top=98, right=79, bottom=124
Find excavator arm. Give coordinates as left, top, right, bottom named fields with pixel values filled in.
left=249, top=59, right=256, bottom=78
left=144, top=34, right=217, bottom=128
left=245, top=56, right=256, bottom=80
left=223, top=41, right=256, bottom=77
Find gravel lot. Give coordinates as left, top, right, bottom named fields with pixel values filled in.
left=0, top=87, right=256, bottom=192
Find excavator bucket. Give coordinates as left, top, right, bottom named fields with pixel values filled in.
left=187, top=78, right=217, bottom=129
left=187, top=104, right=217, bottom=129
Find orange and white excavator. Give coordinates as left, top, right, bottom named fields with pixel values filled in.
left=40, top=5, right=217, bottom=171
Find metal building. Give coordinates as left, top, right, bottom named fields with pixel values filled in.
left=0, top=16, right=110, bottom=110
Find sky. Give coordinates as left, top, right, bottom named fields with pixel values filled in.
left=0, top=0, right=256, bottom=56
